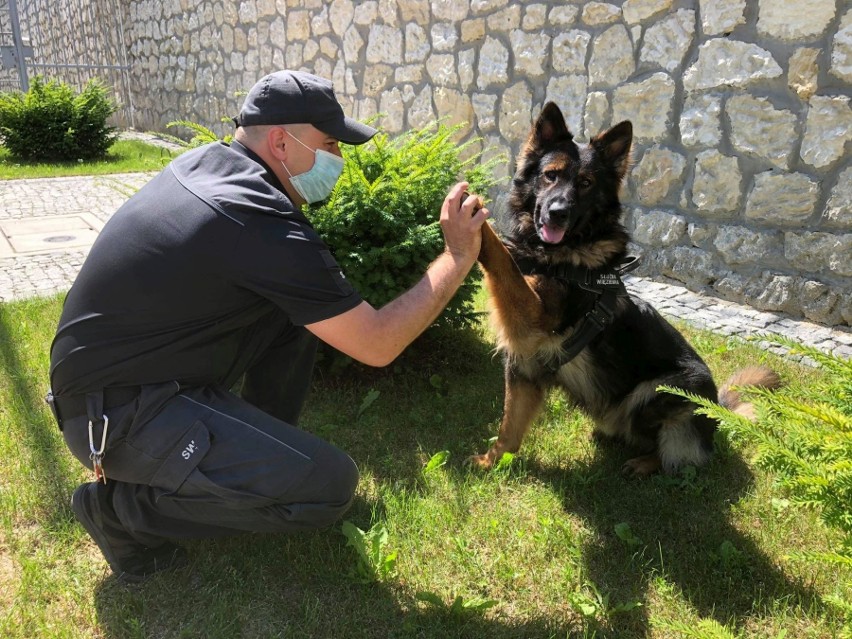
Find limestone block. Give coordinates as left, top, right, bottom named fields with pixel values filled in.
left=405, top=23, right=430, bottom=62
left=727, top=94, right=797, bottom=169
left=824, top=166, right=852, bottom=230
left=511, top=30, right=550, bottom=77
left=311, top=6, right=331, bottom=36
left=753, top=274, right=797, bottom=314
left=471, top=0, right=508, bottom=14
left=714, top=225, right=783, bottom=266
left=426, top=53, right=458, bottom=86
left=394, top=65, right=423, bottom=83
left=785, top=231, right=852, bottom=276
left=692, top=150, right=742, bottom=214
left=589, top=25, right=635, bottom=87
left=354, top=2, right=378, bottom=25
left=688, top=223, right=713, bottom=245
left=239, top=2, right=257, bottom=23
left=355, top=97, right=378, bottom=123
left=461, top=19, right=485, bottom=43
left=343, top=25, right=364, bottom=64
left=477, top=36, right=509, bottom=89
left=612, top=73, right=675, bottom=142
left=408, top=86, right=434, bottom=130
left=622, top=0, right=672, bottom=25
left=257, top=0, right=278, bottom=18
left=800, top=95, right=852, bottom=170
left=640, top=9, right=695, bottom=73
left=366, top=24, right=403, bottom=64
left=499, top=81, right=533, bottom=144
left=432, top=0, right=468, bottom=21
left=661, top=247, right=716, bottom=285
left=397, top=0, right=429, bottom=22
left=287, top=10, right=310, bottom=40
left=487, top=6, right=521, bottom=30
left=459, top=49, right=475, bottom=90
left=584, top=91, right=610, bottom=140
left=632, top=210, right=687, bottom=246
left=320, top=36, right=339, bottom=58
left=431, top=23, right=458, bottom=51
left=680, top=94, right=722, bottom=148
left=434, top=87, right=474, bottom=137
left=788, top=48, right=819, bottom=100
left=473, top=93, right=498, bottom=131
left=683, top=39, right=781, bottom=91
left=544, top=75, right=587, bottom=135
left=329, top=0, right=354, bottom=36
left=800, top=280, right=843, bottom=326
left=363, top=63, right=392, bottom=94
left=378, top=0, right=399, bottom=26
left=831, top=9, right=852, bottom=83
left=548, top=5, right=579, bottom=26
left=745, top=171, right=819, bottom=225
left=631, top=146, right=687, bottom=205
left=268, top=18, right=286, bottom=48
left=523, top=4, right=548, bottom=30
left=757, top=0, right=836, bottom=41
left=582, top=2, right=621, bottom=26
left=304, top=40, right=320, bottom=63
left=552, top=30, right=591, bottom=74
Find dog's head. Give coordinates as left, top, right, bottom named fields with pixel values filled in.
left=509, top=102, right=632, bottom=252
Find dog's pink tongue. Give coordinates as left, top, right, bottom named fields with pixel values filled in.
left=540, top=224, right=566, bottom=244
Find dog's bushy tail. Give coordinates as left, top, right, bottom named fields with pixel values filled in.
left=718, top=366, right=782, bottom=420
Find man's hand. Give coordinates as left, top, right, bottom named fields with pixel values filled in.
left=441, top=182, right=490, bottom=264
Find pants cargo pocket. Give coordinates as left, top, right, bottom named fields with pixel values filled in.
left=148, top=420, right=211, bottom=494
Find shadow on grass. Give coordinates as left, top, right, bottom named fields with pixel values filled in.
left=92, top=498, right=568, bottom=639
left=0, top=301, right=72, bottom=521
left=521, top=438, right=825, bottom=636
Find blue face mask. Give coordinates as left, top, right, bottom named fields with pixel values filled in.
left=280, top=131, right=344, bottom=204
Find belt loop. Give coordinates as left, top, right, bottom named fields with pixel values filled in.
left=85, top=390, right=105, bottom=426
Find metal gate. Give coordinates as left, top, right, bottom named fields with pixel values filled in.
left=0, top=0, right=135, bottom=127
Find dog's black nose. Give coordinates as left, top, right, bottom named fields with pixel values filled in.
left=546, top=201, right=570, bottom=225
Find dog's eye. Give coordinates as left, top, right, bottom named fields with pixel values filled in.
left=543, top=170, right=559, bottom=182
left=578, top=177, right=593, bottom=189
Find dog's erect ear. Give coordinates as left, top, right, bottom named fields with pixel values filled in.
left=592, top=121, right=633, bottom=180
left=531, top=102, right=573, bottom=147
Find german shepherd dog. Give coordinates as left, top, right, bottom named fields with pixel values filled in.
left=471, top=102, right=779, bottom=477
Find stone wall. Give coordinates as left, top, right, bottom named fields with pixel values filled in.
left=35, top=0, right=852, bottom=326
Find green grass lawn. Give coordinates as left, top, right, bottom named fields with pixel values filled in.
left=0, top=293, right=849, bottom=638
left=0, top=139, right=181, bottom=180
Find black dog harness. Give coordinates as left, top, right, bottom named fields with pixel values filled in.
left=517, top=254, right=641, bottom=373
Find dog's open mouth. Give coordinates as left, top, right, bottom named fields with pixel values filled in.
left=539, top=223, right=567, bottom=244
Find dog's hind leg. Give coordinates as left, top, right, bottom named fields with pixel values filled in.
left=470, top=368, right=545, bottom=469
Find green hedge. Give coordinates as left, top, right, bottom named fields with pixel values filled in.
left=0, top=76, right=117, bottom=161
left=309, top=122, right=503, bottom=331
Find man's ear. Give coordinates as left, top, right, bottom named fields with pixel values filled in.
left=266, top=126, right=289, bottom=161
left=591, top=121, right=633, bottom=181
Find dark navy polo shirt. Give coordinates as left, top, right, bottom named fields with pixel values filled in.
left=49, top=140, right=361, bottom=396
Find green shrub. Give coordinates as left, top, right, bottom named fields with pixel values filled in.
left=309, top=122, right=503, bottom=330
left=0, top=76, right=117, bottom=161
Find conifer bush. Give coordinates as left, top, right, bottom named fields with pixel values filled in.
left=0, top=76, right=117, bottom=161
left=664, top=338, right=852, bottom=580
left=309, top=122, right=503, bottom=330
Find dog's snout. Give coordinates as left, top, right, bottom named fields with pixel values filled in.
left=546, top=200, right=570, bottom=225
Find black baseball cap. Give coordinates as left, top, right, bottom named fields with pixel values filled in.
left=233, top=70, right=377, bottom=145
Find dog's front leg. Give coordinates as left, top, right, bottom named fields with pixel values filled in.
left=478, top=223, right=557, bottom=355
left=470, top=368, right=545, bottom=468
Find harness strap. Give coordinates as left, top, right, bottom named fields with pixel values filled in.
left=519, top=254, right=641, bottom=374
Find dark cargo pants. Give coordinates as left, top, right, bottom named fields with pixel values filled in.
left=60, top=328, right=358, bottom=545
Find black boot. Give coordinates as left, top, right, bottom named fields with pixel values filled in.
left=71, top=482, right=187, bottom=583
